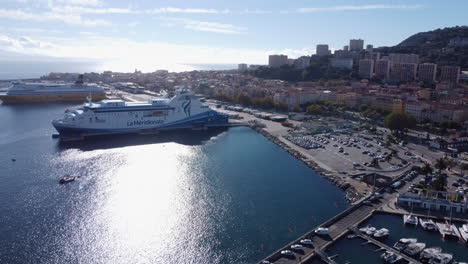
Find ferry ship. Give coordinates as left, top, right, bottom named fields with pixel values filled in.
left=52, top=89, right=229, bottom=137
left=0, top=75, right=105, bottom=104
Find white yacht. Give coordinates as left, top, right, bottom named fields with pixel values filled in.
left=420, top=247, right=442, bottom=261
left=429, top=253, right=453, bottom=264
left=458, top=224, right=468, bottom=243
left=381, top=251, right=402, bottom=264
left=403, top=214, right=418, bottom=226
left=420, top=218, right=438, bottom=231
left=373, top=228, right=390, bottom=239
left=393, top=238, right=417, bottom=251
left=403, top=242, right=426, bottom=256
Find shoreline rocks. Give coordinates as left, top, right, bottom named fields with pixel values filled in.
left=251, top=125, right=364, bottom=204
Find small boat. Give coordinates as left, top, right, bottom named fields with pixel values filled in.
left=403, top=242, right=426, bottom=256
left=393, top=238, right=417, bottom=251
left=420, top=247, right=442, bottom=261
left=291, top=244, right=304, bottom=250
left=59, top=176, right=76, bottom=184
left=300, top=239, right=313, bottom=245
left=374, top=228, right=390, bottom=239
left=381, top=250, right=402, bottom=263
left=315, top=227, right=329, bottom=236
left=403, top=214, right=418, bottom=226
left=366, top=227, right=377, bottom=235
left=420, top=218, right=438, bottom=231
left=428, top=253, right=453, bottom=264
left=458, top=224, right=468, bottom=243
left=436, top=222, right=461, bottom=240
left=359, top=225, right=373, bottom=233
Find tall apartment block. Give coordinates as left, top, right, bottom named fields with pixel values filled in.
left=440, top=65, right=460, bottom=84
left=268, top=55, right=288, bottom=68
left=418, top=63, right=437, bottom=83
left=358, top=59, right=374, bottom=79
left=374, top=59, right=390, bottom=79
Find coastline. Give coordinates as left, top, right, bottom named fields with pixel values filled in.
left=250, top=124, right=364, bottom=204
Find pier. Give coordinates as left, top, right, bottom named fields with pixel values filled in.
left=348, top=227, right=423, bottom=264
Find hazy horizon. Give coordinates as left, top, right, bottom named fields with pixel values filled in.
left=0, top=0, right=467, bottom=70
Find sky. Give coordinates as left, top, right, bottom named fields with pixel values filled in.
left=0, top=0, right=467, bottom=72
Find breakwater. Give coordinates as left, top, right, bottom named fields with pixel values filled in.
left=250, top=123, right=364, bottom=204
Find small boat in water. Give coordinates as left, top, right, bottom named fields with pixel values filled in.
left=458, top=224, right=468, bottom=243
left=420, top=218, right=438, bottom=231
left=374, top=228, right=390, bottom=239
left=59, top=176, right=76, bottom=184
left=436, top=222, right=461, bottom=240
left=393, top=238, right=417, bottom=251
left=428, top=253, right=453, bottom=264
left=381, top=250, right=402, bottom=264
left=420, top=247, right=442, bottom=261
left=403, top=214, right=418, bottom=226
left=359, top=225, right=376, bottom=235
left=403, top=242, right=426, bottom=256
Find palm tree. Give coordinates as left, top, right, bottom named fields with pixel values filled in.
left=421, top=163, right=433, bottom=176
left=434, top=158, right=447, bottom=173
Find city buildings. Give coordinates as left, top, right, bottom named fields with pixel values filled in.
left=390, top=62, right=417, bottom=82
left=349, top=39, right=364, bottom=51
left=389, top=53, right=419, bottom=64
left=440, top=65, right=461, bottom=84
left=366, top=44, right=373, bottom=51
left=418, top=63, right=437, bottom=83
left=294, top=56, right=311, bottom=70
left=316, top=44, right=330, bottom=56
left=268, top=54, right=288, bottom=68
left=330, top=58, right=353, bottom=70
left=238, top=63, right=248, bottom=71
left=374, top=59, right=390, bottom=79
left=358, top=59, right=374, bottom=79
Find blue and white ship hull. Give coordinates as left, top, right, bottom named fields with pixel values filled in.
left=52, top=90, right=228, bottom=137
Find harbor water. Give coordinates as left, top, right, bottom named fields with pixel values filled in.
left=326, top=213, right=468, bottom=263
left=0, top=104, right=347, bottom=264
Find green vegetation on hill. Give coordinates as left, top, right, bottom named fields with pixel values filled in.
left=376, top=26, right=468, bottom=69
left=248, top=56, right=355, bottom=82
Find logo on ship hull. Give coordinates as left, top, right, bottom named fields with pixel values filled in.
left=182, top=99, right=191, bottom=117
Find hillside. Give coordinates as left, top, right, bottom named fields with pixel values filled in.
left=375, top=26, right=468, bottom=69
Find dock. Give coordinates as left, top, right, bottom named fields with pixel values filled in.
left=348, top=227, right=423, bottom=264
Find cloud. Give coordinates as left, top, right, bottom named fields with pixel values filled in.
left=161, top=18, right=246, bottom=34
left=0, top=35, right=54, bottom=50
left=51, top=0, right=103, bottom=7
left=240, top=9, right=272, bottom=14
left=0, top=8, right=111, bottom=26
left=148, top=7, right=230, bottom=14
left=50, top=5, right=133, bottom=14
left=290, top=5, right=424, bottom=13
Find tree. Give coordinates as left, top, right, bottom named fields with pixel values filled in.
left=237, top=93, right=252, bottom=106
left=306, top=105, right=323, bottom=115
left=384, top=112, right=416, bottom=132
left=434, top=158, right=447, bottom=172
left=431, top=174, right=447, bottom=191
left=420, top=163, right=433, bottom=176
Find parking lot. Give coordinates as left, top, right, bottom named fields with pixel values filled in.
left=286, top=133, right=407, bottom=175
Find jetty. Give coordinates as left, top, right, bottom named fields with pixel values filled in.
left=348, top=227, right=423, bottom=264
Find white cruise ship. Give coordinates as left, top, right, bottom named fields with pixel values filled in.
left=52, top=89, right=229, bottom=137
left=0, top=75, right=105, bottom=104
